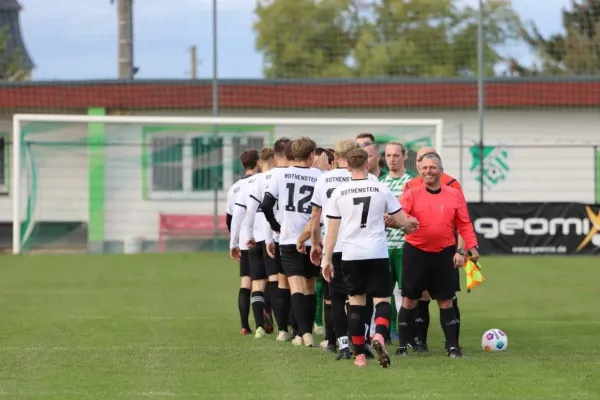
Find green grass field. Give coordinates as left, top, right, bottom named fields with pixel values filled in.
left=0, top=253, right=598, bottom=399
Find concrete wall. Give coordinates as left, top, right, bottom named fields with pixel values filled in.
left=0, top=109, right=598, bottom=244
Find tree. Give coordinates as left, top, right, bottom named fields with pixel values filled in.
left=253, top=0, right=526, bottom=78
left=253, top=0, right=356, bottom=78
left=519, top=0, right=600, bottom=76
left=0, top=25, right=25, bottom=81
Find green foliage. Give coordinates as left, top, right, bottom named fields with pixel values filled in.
left=520, top=0, right=600, bottom=75
left=253, top=0, right=526, bottom=78
left=0, top=25, right=24, bottom=81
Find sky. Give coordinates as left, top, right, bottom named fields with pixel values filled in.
left=14, top=0, right=571, bottom=81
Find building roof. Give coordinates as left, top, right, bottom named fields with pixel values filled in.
left=0, top=0, right=34, bottom=71
left=0, top=77, right=600, bottom=111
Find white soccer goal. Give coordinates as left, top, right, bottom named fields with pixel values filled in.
left=11, top=114, right=443, bottom=255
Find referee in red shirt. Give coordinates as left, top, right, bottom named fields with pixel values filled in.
left=397, top=153, right=479, bottom=358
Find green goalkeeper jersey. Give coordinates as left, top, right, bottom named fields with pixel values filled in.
left=379, top=170, right=418, bottom=249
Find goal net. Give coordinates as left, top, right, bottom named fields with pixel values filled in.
left=12, top=115, right=443, bottom=254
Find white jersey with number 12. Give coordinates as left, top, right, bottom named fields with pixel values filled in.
left=265, top=166, right=322, bottom=246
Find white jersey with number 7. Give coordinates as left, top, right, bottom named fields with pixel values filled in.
left=325, top=179, right=402, bottom=260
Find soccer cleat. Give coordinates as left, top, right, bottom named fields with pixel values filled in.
left=263, top=311, right=274, bottom=334
left=319, top=340, right=329, bottom=349
left=322, top=343, right=337, bottom=354
left=276, top=330, right=291, bottom=342
left=335, top=347, right=352, bottom=360
left=447, top=346, right=464, bottom=358
left=444, top=342, right=463, bottom=352
left=291, top=335, right=304, bottom=346
left=240, top=328, right=252, bottom=335
left=391, top=331, right=400, bottom=342
left=414, top=338, right=429, bottom=353
left=354, top=353, right=367, bottom=367
left=303, top=333, right=315, bottom=347
left=371, top=334, right=391, bottom=368
left=394, top=346, right=409, bottom=356
left=254, top=327, right=266, bottom=339
left=314, top=325, right=325, bottom=336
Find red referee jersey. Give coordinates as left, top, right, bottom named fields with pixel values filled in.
left=400, top=185, right=478, bottom=252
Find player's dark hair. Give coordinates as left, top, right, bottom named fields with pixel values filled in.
left=356, top=133, right=375, bottom=142
left=240, top=149, right=259, bottom=170
left=315, top=147, right=334, bottom=164
left=346, top=148, right=368, bottom=169
left=291, top=137, right=316, bottom=161
left=259, top=147, right=274, bottom=160
left=284, top=140, right=294, bottom=161
left=273, top=137, right=291, bottom=157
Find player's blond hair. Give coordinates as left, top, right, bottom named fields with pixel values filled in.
left=386, top=140, right=406, bottom=154
left=291, top=137, right=317, bottom=161
left=334, top=140, right=359, bottom=160
left=259, top=147, right=274, bottom=160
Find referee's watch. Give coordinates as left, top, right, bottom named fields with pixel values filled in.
left=456, top=248, right=466, bottom=256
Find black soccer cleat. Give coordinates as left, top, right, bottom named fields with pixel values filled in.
left=322, top=344, right=337, bottom=354
left=447, top=346, right=464, bottom=358
left=335, top=347, right=352, bottom=360
left=394, top=346, right=409, bottom=356
left=444, top=342, right=462, bottom=352
left=414, top=339, right=429, bottom=353
left=371, top=340, right=391, bottom=368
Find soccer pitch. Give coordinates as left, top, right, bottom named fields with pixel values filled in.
left=0, top=254, right=597, bottom=399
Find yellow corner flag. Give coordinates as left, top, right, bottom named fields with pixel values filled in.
left=464, top=259, right=485, bottom=293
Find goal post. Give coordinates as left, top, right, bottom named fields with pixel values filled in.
left=11, top=114, right=444, bottom=255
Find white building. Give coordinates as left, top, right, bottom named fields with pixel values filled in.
left=0, top=78, right=598, bottom=250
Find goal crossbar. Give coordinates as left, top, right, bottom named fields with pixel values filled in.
left=12, top=113, right=444, bottom=254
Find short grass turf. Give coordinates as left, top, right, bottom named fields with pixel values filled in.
left=0, top=254, right=598, bottom=399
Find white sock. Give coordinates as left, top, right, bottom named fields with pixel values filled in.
left=393, top=283, right=402, bottom=313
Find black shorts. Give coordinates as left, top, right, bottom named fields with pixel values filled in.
left=402, top=243, right=456, bottom=301
left=274, top=242, right=284, bottom=274
left=328, top=252, right=347, bottom=297
left=341, top=258, right=393, bottom=298
left=279, top=244, right=320, bottom=279
left=261, top=241, right=279, bottom=277
left=239, top=250, right=250, bottom=277
left=249, top=242, right=268, bottom=280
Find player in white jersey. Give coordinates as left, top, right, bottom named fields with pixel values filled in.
left=227, top=149, right=261, bottom=335
left=305, top=140, right=377, bottom=359
left=238, top=148, right=278, bottom=339
left=262, top=137, right=322, bottom=347
left=322, top=148, right=418, bottom=368
left=259, top=138, right=298, bottom=341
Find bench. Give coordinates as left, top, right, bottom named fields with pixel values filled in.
left=158, top=213, right=228, bottom=252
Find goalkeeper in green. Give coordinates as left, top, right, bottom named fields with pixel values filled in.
left=379, top=141, right=418, bottom=343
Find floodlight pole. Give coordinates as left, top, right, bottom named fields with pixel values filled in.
left=212, top=0, right=220, bottom=251
left=477, top=0, right=485, bottom=202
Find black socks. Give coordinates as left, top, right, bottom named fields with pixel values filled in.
left=238, top=288, right=251, bottom=331
left=398, top=306, right=417, bottom=348
left=250, top=291, right=265, bottom=329
left=415, top=299, right=430, bottom=343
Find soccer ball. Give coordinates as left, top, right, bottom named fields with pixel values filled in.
left=481, top=329, right=508, bottom=352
